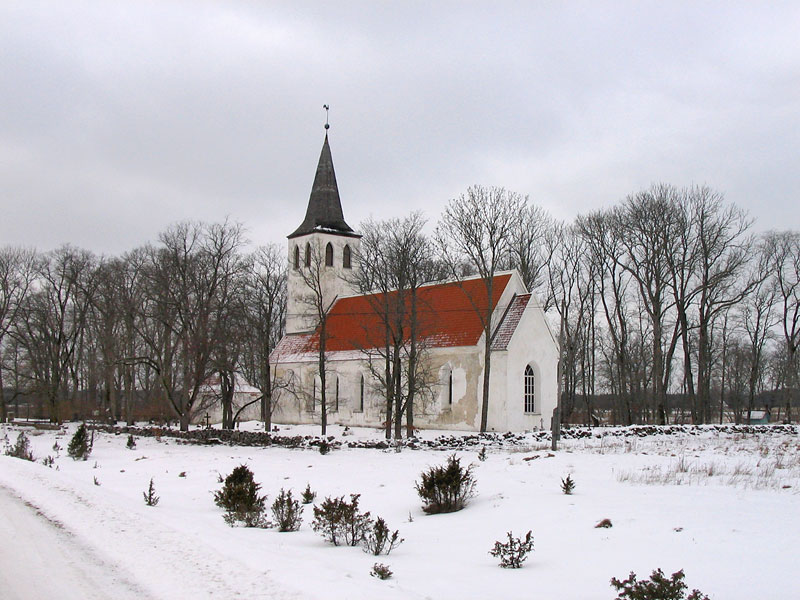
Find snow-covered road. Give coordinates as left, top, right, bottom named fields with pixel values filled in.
left=0, top=485, right=149, bottom=600
left=0, top=452, right=305, bottom=600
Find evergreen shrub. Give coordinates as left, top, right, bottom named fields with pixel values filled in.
left=363, top=517, right=403, bottom=556
left=5, top=432, right=35, bottom=461
left=271, top=488, right=303, bottom=532
left=311, top=494, right=371, bottom=546
left=143, top=478, right=160, bottom=506
left=489, top=530, right=534, bottom=568
left=415, top=454, right=476, bottom=514
left=214, top=464, right=267, bottom=527
left=68, top=424, right=91, bottom=460
left=301, top=483, right=316, bottom=504
left=610, top=569, right=710, bottom=600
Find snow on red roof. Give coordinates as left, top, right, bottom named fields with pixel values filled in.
left=491, top=294, right=531, bottom=351
left=273, top=273, right=512, bottom=359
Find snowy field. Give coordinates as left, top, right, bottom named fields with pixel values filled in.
left=1, top=422, right=799, bottom=600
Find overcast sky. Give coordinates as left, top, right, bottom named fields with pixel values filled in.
left=1, top=1, right=798, bottom=255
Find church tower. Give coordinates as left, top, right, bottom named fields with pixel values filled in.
left=286, top=133, right=361, bottom=334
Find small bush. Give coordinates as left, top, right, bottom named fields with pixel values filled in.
left=610, top=569, right=710, bottom=600
left=319, top=440, right=331, bottom=455
left=214, top=464, right=267, bottom=527
left=489, top=530, right=533, bottom=568
left=143, top=478, right=160, bottom=506
left=363, top=517, right=403, bottom=556
left=415, top=454, right=476, bottom=514
left=271, top=488, right=303, bottom=532
left=42, top=455, right=55, bottom=467
left=370, top=563, right=392, bottom=580
left=477, top=446, right=487, bottom=461
left=68, top=423, right=91, bottom=460
left=5, top=432, right=35, bottom=461
left=93, top=476, right=101, bottom=486
left=312, top=494, right=371, bottom=546
left=301, top=483, right=316, bottom=504
left=126, top=434, right=136, bottom=450
left=561, top=474, right=576, bottom=495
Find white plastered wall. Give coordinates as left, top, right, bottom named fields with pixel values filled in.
left=488, top=292, right=558, bottom=431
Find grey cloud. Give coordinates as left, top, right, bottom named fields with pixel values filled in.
left=1, top=1, right=798, bottom=254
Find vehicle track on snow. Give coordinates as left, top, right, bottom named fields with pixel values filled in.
left=0, top=459, right=306, bottom=600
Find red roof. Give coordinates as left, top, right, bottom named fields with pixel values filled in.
left=274, top=274, right=512, bottom=358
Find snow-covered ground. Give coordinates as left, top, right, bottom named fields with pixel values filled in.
left=1, top=422, right=798, bottom=599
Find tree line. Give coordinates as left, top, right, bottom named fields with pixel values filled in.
left=1, top=183, right=798, bottom=431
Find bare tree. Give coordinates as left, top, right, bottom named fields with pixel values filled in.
left=353, top=213, right=439, bottom=438
left=238, top=244, right=287, bottom=431
left=578, top=210, right=638, bottom=424
left=88, top=258, right=129, bottom=422
left=437, top=186, right=526, bottom=432
left=616, top=185, right=683, bottom=424
left=134, top=221, right=245, bottom=431
left=687, top=187, right=754, bottom=423
left=543, top=223, right=595, bottom=424
left=731, top=237, right=775, bottom=423
left=507, top=203, right=555, bottom=308
left=0, top=247, right=38, bottom=422
left=117, top=248, right=148, bottom=424
left=15, top=246, right=97, bottom=422
left=663, top=192, right=700, bottom=418
left=765, top=230, right=800, bottom=422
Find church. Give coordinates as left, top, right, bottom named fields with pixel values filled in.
left=270, top=133, right=559, bottom=432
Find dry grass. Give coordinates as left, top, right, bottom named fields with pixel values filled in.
left=610, top=432, right=800, bottom=490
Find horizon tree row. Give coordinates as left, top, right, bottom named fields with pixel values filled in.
left=1, top=184, right=798, bottom=429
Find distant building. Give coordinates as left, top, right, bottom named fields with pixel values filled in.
left=196, top=373, right=262, bottom=425
left=271, top=133, right=558, bottom=432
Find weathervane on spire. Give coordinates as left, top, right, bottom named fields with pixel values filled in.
left=323, top=104, right=330, bottom=130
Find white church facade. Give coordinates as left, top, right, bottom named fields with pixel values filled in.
left=270, top=134, right=559, bottom=432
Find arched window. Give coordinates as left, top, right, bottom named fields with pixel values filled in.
left=293, top=245, right=300, bottom=270
left=325, top=242, right=334, bottom=266
left=524, top=365, right=536, bottom=413
left=343, top=245, right=352, bottom=269
left=305, top=243, right=311, bottom=267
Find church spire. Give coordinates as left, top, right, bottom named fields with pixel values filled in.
left=288, top=124, right=358, bottom=239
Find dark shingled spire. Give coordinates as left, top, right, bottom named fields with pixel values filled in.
left=288, top=134, right=359, bottom=239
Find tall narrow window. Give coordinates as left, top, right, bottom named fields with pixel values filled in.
left=343, top=245, right=352, bottom=269
left=293, top=245, right=300, bottom=270
left=359, top=375, right=364, bottom=412
left=311, top=378, right=316, bottom=412
left=524, top=365, right=535, bottom=413
left=448, top=371, right=453, bottom=405
left=325, top=242, right=334, bottom=266
left=305, top=243, right=311, bottom=267
left=334, top=376, right=339, bottom=412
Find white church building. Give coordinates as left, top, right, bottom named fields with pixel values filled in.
left=271, top=133, right=558, bottom=432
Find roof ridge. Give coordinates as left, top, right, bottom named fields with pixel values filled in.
left=334, top=272, right=514, bottom=302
